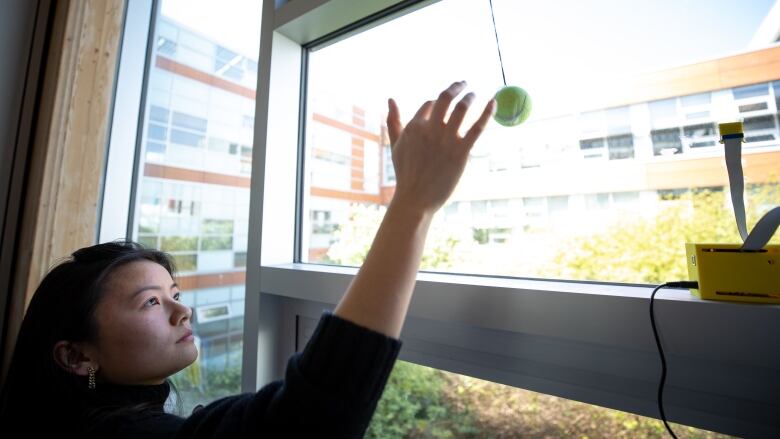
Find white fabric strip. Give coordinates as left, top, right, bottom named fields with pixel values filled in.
left=722, top=135, right=779, bottom=251
left=723, top=137, right=748, bottom=241
left=742, top=206, right=780, bottom=251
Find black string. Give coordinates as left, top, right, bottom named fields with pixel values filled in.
left=488, top=0, right=507, bottom=87
left=650, top=282, right=698, bottom=439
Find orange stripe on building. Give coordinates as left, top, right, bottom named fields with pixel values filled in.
left=313, top=113, right=380, bottom=142
left=145, top=163, right=251, bottom=188
left=645, top=149, right=780, bottom=190
left=351, top=138, right=365, bottom=191
left=156, top=56, right=256, bottom=100
left=593, top=45, right=780, bottom=110
left=311, top=186, right=382, bottom=204
left=177, top=270, right=246, bottom=291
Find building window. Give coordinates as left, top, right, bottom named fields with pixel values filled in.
left=739, top=102, right=769, bottom=113
left=606, top=134, right=634, bottom=160
left=649, top=98, right=678, bottom=128
left=579, top=138, right=606, bottom=159
left=382, top=145, right=396, bottom=185
left=651, top=128, right=682, bottom=156
left=733, top=83, right=769, bottom=100
left=157, top=37, right=177, bottom=56
left=744, top=115, right=777, bottom=143
left=682, top=123, right=717, bottom=148
left=233, top=251, right=247, bottom=268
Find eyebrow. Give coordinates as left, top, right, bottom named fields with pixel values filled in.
left=132, top=282, right=180, bottom=298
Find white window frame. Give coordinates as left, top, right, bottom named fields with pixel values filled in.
left=244, top=3, right=780, bottom=437
left=104, top=1, right=780, bottom=437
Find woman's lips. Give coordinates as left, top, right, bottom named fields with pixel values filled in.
left=177, top=330, right=194, bottom=343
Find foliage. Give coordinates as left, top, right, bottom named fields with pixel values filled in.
left=543, top=184, right=780, bottom=284
left=366, top=361, right=480, bottom=439
left=326, top=204, right=472, bottom=270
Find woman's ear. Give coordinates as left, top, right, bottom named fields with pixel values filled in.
left=53, top=340, right=97, bottom=376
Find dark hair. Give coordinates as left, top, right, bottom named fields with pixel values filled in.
left=0, top=240, right=178, bottom=434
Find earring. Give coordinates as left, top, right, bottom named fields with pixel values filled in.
left=88, top=366, right=96, bottom=390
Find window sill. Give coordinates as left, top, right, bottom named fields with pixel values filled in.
left=258, top=263, right=780, bottom=437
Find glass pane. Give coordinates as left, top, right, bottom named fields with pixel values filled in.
left=651, top=128, right=682, bottom=156
left=369, top=361, right=733, bottom=438
left=129, top=0, right=261, bottom=414
left=303, top=0, right=780, bottom=285
left=649, top=98, right=678, bottom=128
left=733, top=83, right=769, bottom=99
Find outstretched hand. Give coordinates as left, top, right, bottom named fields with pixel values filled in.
left=386, top=81, right=496, bottom=216
left=333, top=83, right=496, bottom=339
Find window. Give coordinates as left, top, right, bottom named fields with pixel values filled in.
left=184, top=0, right=780, bottom=436
left=743, top=114, right=778, bottom=143
left=733, top=83, right=769, bottom=100
left=382, top=145, right=396, bottom=185
left=215, top=46, right=243, bottom=81
left=579, top=137, right=607, bottom=159
left=773, top=81, right=780, bottom=111
left=119, top=0, right=261, bottom=413
left=172, top=111, right=208, bottom=132
left=651, top=127, right=682, bottom=156
left=739, top=102, right=768, bottom=113
left=606, top=106, right=631, bottom=135
left=606, top=134, right=634, bottom=159
left=586, top=193, right=610, bottom=210
left=681, top=92, right=711, bottom=107
left=649, top=98, right=678, bottom=128
left=302, top=0, right=780, bottom=285
left=682, top=123, right=717, bottom=148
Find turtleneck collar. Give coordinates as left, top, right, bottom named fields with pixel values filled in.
left=85, top=380, right=171, bottom=411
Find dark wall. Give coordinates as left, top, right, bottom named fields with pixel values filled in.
left=0, top=0, right=47, bottom=382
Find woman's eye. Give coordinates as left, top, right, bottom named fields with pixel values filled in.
left=145, top=297, right=160, bottom=306
left=173, top=292, right=181, bottom=301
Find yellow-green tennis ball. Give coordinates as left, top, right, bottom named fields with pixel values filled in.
left=493, top=86, right=531, bottom=127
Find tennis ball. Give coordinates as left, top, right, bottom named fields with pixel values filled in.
left=493, top=86, right=531, bottom=127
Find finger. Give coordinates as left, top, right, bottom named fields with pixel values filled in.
left=463, top=99, right=496, bottom=147
left=430, top=81, right=467, bottom=123
left=387, top=98, right=402, bottom=145
left=413, top=100, right=435, bottom=121
left=446, top=92, right=475, bottom=135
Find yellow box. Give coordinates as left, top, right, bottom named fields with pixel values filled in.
left=686, top=243, right=780, bottom=304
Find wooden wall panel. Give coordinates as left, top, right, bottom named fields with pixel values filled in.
left=3, top=0, right=126, bottom=382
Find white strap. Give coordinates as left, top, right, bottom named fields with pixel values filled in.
left=723, top=137, right=748, bottom=241
left=722, top=135, right=780, bottom=251
left=743, top=207, right=780, bottom=251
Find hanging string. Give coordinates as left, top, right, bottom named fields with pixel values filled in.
left=489, top=0, right=507, bottom=87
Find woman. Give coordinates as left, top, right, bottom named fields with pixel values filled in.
left=0, top=82, right=495, bottom=438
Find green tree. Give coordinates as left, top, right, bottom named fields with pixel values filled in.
left=327, top=203, right=472, bottom=270
left=366, top=361, right=480, bottom=439
left=543, top=184, right=779, bottom=284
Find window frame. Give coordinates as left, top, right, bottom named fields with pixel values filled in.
left=245, top=2, right=780, bottom=437
left=105, top=1, right=780, bottom=437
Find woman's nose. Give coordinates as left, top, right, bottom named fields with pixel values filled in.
left=170, top=300, right=193, bottom=325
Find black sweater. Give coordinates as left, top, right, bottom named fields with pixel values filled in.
left=81, top=313, right=402, bottom=438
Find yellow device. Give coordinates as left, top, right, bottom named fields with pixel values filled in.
left=684, top=121, right=780, bottom=303
left=685, top=243, right=780, bottom=304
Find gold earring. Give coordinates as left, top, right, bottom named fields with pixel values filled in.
left=88, top=366, right=96, bottom=390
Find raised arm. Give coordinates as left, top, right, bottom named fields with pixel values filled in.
left=334, top=81, right=496, bottom=338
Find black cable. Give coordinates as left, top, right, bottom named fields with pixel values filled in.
left=488, top=0, right=507, bottom=87
left=649, top=281, right=697, bottom=439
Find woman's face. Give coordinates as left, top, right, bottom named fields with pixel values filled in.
left=91, top=260, right=198, bottom=385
